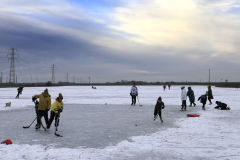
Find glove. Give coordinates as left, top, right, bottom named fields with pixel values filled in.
left=130, top=93, right=132, bottom=96
left=46, top=108, right=50, bottom=112
left=32, top=96, right=37, bottom=102
left=58, top=109, right=62, bottom=113
left=136, top=94, right=138, bottom=96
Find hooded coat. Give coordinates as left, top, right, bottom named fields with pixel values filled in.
left=187, top=87, right=195, bottom=102
left=51, top=97, right=64, bottom=113
left=181, top=87, right=187, bottom=101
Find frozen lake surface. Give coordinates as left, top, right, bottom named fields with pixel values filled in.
left=0, top=85, right=240, bottom=160
left=1, top=104, right=201, bottom=148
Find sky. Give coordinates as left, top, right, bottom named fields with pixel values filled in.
left=0, top=0, right=240, bottom=83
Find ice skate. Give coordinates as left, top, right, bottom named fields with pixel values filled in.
left=153, top=115, right=157, bottom=121
left=35, top=123, right=41, bottom=130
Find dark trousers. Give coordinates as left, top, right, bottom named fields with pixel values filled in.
left=208, top=98, right=212, bottom=104
left=16, top=92, right=21, bottom=98
left=182, top=100, right=186, bottom=109
left=190, top=101, right=196, bottom=106
left=47, top=111, right=59, bottom=128
left=36, top=110, right=48, bottom=125
left=202, top=103, right=206, bottom=109
left=131, top=95, right=136, bottom=104
left=154, top=109, right=162, bottom=119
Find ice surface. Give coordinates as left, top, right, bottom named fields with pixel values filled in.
left=0, top=85, right=240, bottom=160
left=1, top=104, right=201, bottom=149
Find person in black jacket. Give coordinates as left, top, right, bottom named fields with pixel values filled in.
left=198, top=94, right=207, bottom=110
left=207, top=86, right=214, bottom=105
left=215, top=101, right=230, bottom=110
left=154, top=97, right=165, bottom=122
left=16, top=86, right=24, bottom=99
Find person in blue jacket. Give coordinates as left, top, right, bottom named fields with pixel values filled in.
left=198, top=94, right=207, bottom=110
left=215, top=101, right=230, bottom=110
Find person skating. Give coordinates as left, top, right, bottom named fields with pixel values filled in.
left=130, top=83, right=138, bottom=105
left=187, top=87, right=196, bottom=107
left=47, top=93, right=64, bottom=130
left=198, top=94, right=207, bottom=110
left=181, top=86, right=187, bottom=110
left=153, top=97, right=165, bottom=122
left=16, top=86, right=24, bottom=98
left=32, top=88, right=51, bottom=129
left=207, top=86, right=214, bottom=105
left=168, top=85, right=171, bottom=90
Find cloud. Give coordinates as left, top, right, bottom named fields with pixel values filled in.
left=0, top=0, right=240, bottom=82
left=107, top=0, right=240, bottom=60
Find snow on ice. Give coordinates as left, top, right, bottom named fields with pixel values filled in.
left=0, top=85, right=240, bottom=160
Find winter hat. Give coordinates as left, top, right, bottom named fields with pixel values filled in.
left=1, top=139, right=12, bottom=145
left=181, top=86, right=185, bottom=88
left=44, top=88, right=49, bottom=94
left=58, top=93, right=63, bottom=99
left=158, top=97, right=162, bottom=101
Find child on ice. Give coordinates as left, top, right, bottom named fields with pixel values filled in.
left=154, top=97, right=165, bottom=122
left=198, top=94, right=207, bottom=110
left=215, top=101, right=230, bottom=110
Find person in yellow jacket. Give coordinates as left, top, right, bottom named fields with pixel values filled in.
left=47, top=93, right=64, bottom=130
left=32, top=88, right=51, bottom=129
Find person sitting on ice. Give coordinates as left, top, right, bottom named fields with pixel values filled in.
left=215, top=101, right=230, bottom=110
left=153, top=96, right=165, bottom=122
left=198, top=93, right=207, bottom=110
left=47, top=93, right=64, bottom=130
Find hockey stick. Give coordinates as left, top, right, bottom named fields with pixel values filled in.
left=54, top=115, right=62, bottom=137
left=23, top=117, right=37, bottom=128
left=137, top=96, right=143, bottom=107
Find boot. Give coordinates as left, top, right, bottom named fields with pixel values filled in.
left=153, top=115, right=157, bottom=121
left=35, top=123, right=41, bottom=129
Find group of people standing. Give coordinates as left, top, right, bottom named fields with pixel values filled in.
left=181, top=85, right=214, bottom=110
left=32, top=89, right=64, bottom=130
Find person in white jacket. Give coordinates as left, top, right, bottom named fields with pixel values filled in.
left=130, top=83, right=138, bottom=105
left=181, top=86, right=187, bottom=110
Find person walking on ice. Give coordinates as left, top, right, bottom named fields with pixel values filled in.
left=207, top=86, right=214, bottom=105
left=198, top=93, right=207, bottom=110
left=47, top=93, right=64, bottom=130
left=153, top=97, right=165, bottom=122
left=187, top=87, right=196, bottom=107
left=130, top=83, right=138, bottom=105
left=163, top=85, right=166, bottom=91
left=32, top=88, right=51, bottom=129
left=181, top=86, right=187, bottom=111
